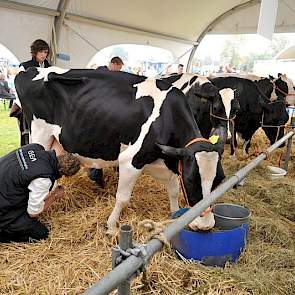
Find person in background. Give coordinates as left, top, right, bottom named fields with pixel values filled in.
left=91, top=56, right=124, bottom=188
left=96, top=56, right=124, bottom=72
left=177, top=64, right=184, bottom=75
left=0, top=143, right=80, bottom=243
left=20, top=39, right=51, bottom=69
left=0, top=73, right=15, bottom=108
left=10, top=39, right=51, bottom=146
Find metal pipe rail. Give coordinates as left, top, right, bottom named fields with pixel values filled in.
left=84, top=129, right=295, bottom=295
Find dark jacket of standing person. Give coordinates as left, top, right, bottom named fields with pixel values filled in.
left=10, top=39, right=51, bottom=146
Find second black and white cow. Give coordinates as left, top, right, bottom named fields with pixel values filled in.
left=15, top=67, right=225, bottom=234
left=162, top=74, right=240, bottom=154
left=210, top=76, right=289, bottom=156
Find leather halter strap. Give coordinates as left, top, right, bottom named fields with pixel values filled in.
left=178, top=137, right=212, bottom=212
left=184, top=137, right=211, bottom=147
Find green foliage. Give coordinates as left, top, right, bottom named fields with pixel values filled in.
left=219, top=35, right=291, bottom=72
left=0, top=104, right=19, bottom=156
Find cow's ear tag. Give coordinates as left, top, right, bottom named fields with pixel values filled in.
left=209, top=135, right=219, bottom=144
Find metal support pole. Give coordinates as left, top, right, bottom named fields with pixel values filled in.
left=283, top=136, right=293, bottom=172
left=118, top=225, right=133, bottom=295
left=84, top=130, right=295, bottom=295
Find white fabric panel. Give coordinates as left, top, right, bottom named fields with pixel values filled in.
left=12, top=0, right=59, bottom=10
left=67, top=0, right=244, bottom=41
left=56, top=20, right=192, bottom=68
left=275, top=46, right=295, bottom=59
left=257, top=0, right=278, bottom=40
left=0, top=8, right=53, bottom=62
left=211, top=0, right=295, bottom=34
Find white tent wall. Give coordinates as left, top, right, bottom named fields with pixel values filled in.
left=65, top=0, right=242, bottom=42
left=0, top=7, right=53, bottom=62
left=11, top=0, right=59, bottom=10
left=1, top=0, right=295, bottom=68
left=57, top=20, right=192, bottom=68
left=211, top=0, right=295, bottom=34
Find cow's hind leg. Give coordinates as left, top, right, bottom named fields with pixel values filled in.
left=107, top=161, right=142, bottom=235
left=230, top=129, right=237, bottom=159
left=243, top=138, right=251, bottom=156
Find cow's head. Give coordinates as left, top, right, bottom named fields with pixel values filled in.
left=190, top=79, right=240, bottom=121
left=259, top=96, right=289, bottom=144
left=157, top=139, right=225, bottom=230
left=277, top=73, right=295, bottom=106
left=188, top=79, right=240, bottom=151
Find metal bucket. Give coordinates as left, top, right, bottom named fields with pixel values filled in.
left=267, top=165, right=287, bottom=180
left=212, top=203, right=251, bottom=230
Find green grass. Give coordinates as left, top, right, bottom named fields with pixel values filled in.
left=0, top=103, right=19, bottom=156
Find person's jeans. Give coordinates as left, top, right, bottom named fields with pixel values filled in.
left=0, top=213, right=49, bottom=243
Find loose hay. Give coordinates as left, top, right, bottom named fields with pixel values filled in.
left=0, top=130, right=294, bottom=295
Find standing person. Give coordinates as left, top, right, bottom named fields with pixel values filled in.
left=0, top=73, right=15, bottom=108
left=90, top=56, right=124, bottom=188
left=0, top=143, right=80, bottom=243
left=20, top=39, right=51, bottom=69
left=10, top=39, right=51, bottom=146
left=96, top=56, right=124, bottom=72
left=177, top=64, right=184, bottom=75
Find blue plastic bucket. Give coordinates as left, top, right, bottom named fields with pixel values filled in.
left=171, top=208, right=249, bottom=267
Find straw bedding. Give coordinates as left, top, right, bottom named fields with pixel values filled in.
left=0, top=130, right=294, bottom=295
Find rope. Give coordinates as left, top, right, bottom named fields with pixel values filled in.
left=138, top=219, right=172, bottom=248
left=209, top=104, right=237, bottom=156
left=112, top=242, right=148, bottom=279
left=178, top=137, right=212, bottom=206
left=64, top=21, right=101, bottom=52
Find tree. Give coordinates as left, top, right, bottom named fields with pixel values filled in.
left=218, top=35, right=292, bottom=72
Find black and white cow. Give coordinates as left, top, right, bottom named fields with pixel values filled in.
left=211, top=72, right=295, bottom=106
left=161, top=74, right=240, bottom=154
left=15, top=67, right=225, bottom=234
left=277, top=73, right=295, bottom=106
left=210, top=76, right=289, bottom=156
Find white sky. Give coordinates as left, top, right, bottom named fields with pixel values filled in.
left=0, top=44, right=19, bottom=64
left=197, top=33, right=295, bottom=61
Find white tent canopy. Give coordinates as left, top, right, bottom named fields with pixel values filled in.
left=276, top=45, right=295, bottom=59
left=1, top=0, right=295, bottom=68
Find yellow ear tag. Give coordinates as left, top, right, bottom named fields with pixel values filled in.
left=209, top=135, right=219, bottom=144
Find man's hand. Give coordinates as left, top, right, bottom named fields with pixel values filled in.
left=43, top=185, right=65, bottom=211
left=52, top=185, right=65, bottom=199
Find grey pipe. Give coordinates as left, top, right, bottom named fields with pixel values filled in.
left=117, top=225, right=133, bottom=295
left=84, top=129, right=295, bottom=295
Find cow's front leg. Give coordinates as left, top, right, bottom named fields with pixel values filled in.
left=161, top=174, right=179, bottom=213
left=107, top=162, right=142, bottom=235
left=143, top=161, right=179, bottom=213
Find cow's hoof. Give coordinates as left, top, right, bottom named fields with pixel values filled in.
left=189, top=213, right=215, bottom=231
left=106, top=227, right=117, bottom=236
left=87, top=168, right=105, bottom=188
